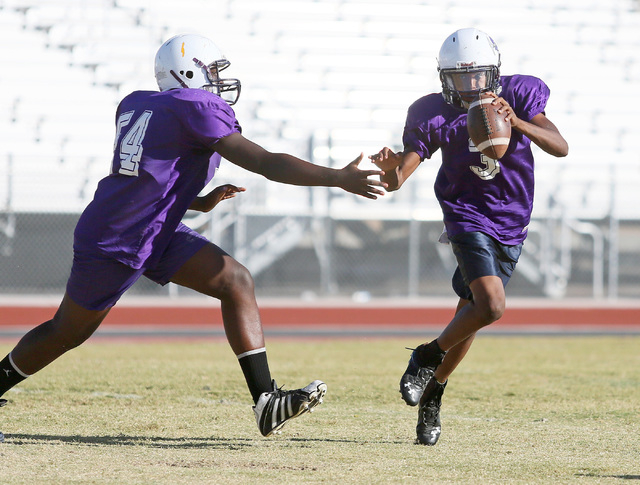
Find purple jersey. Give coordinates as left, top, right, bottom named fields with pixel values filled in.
left=74, top=88, right=241, bottom=269
left=403, top=74, right=549, bottom=244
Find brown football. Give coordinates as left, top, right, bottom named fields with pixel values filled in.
left=467, top=92, right=511, bottom=160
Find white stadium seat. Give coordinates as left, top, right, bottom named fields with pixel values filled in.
left=0, top=0, right=638, bottom=219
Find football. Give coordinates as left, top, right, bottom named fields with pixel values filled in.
left=467, top=92, right=511, bottom=160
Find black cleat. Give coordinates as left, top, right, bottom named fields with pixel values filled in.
left=400, top=350, right=434, bottom=406
left=400, top=342, right=445, bottom=406
left=253, top=379, right=327, bottom=437
left=416, top=379, right=447, bottom=446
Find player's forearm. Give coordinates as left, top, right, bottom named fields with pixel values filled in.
left=188, top=197, right=205, bottom=212
left=516, top=119, right=568, bottom=158
left=188, top=196, right=217, bottom=212
left=218, top=133, right=339, bottom=187
left=381, top=168, right=402, bottom=191
left=261, top=152, right=340, bottom=187
left=383, top=151, right=421, bottom=191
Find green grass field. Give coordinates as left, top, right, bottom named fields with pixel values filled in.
left=0, top=336, right=638, bottom=484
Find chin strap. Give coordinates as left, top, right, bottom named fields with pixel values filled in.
left=169, top=70, right=189, bottom=88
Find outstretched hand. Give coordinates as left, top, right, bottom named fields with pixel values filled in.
left=368, top=147, right=403, bottom=171
left=338, top=153, right=387, bottom=199
left=190, top=184, right=246, bottom=213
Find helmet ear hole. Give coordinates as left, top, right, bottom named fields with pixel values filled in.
left=186, top=71, right=193, bottom=79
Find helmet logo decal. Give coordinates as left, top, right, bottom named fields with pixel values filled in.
left=488, top=37, right=499, bottom=55
left=181, top=42, right=185, bottom=57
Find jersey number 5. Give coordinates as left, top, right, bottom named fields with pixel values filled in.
left=113, top=110, right=153, bottom=177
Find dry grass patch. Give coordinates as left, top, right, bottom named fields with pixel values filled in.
left=0, top=337, right=638, bottom=484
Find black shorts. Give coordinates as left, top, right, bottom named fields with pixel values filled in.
left=449, top=231, right=522, bottom=301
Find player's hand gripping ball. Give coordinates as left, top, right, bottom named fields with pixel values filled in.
left=467, top=92, right=511, bottom=160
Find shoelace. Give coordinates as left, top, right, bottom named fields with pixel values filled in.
left=272, top=382, right=288, bottom=397
left=270, top=385, right=302, bottom=403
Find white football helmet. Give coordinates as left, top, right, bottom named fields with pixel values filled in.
left=437, top=28, right=501, bottom=109
left=154, top=33, right=241, bottom=105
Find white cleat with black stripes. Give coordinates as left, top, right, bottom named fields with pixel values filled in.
left=253, top=379, right=327, bottom=437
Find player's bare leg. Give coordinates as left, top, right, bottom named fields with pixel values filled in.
left=1, top=293, right=110, bottom=416
left=402, top=276, right=505, bottom=402
left=433, top=299, right=474, bottom=383
left=413, top=277, right=505, bottom=445
left=170, top=243, right=265, bottom=354
left=8, top=294, right=111, bottom=375
left=413, top=276, right=504, bottom=394
left=436, top=275, right=505, bottom=352
left=170, top=242, right=326, bottom=436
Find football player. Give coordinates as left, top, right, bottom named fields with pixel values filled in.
left=370, top=28, right=568, bottom=445
left=0, top=33, right=386, bottom=438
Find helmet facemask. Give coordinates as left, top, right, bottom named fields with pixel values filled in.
left=192, top=58, right=241, bottom=105
left=439, top=64, right=500, bottom=110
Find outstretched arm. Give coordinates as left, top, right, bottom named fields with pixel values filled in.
left=214, top=133, right=387, bottom=199
left=369, top=148, right=421, bottom=191
left=491, top=94, right=569, bottom=158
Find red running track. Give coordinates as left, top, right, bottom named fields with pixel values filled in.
left=0, top=298, right=638, bottom=335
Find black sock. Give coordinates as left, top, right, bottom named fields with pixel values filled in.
left=0, top=353, right=29, bottom=397
left=415, top=340, right=446, bottom=368
left=420, top=377, right=447, bottom=406
left=238, top=348, right=272, bottom=404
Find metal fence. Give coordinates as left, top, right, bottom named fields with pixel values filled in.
left=1, top=198, right=638, bottom=302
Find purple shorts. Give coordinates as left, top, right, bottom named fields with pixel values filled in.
left=66, top=223, right=209, bottom=311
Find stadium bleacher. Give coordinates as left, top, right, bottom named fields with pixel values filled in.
left=0, top=0, right=638, bottom=217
